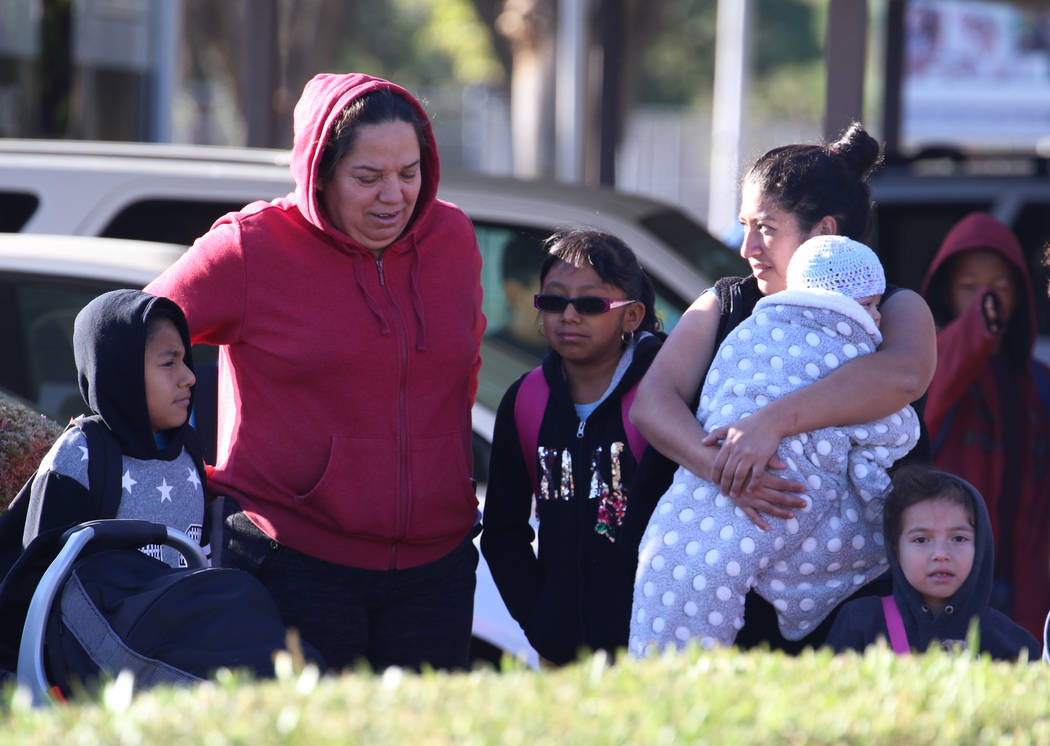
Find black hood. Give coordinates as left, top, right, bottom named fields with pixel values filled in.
left=73, top=289, right=195, bottom=459
left=884, top=470, right=994, bottom=649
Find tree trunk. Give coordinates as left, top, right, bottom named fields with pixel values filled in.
left=497, top=0, right=556, bottom=178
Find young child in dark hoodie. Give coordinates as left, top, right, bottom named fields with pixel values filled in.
left=21, top=289, right=207, bottom=565
left=919, top=212, right=1050, bottom=637
left=826, top=464, right=1038, bottom=661
left=481, top=230, right=668, bottom=665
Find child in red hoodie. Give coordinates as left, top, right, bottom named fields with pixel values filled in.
left=919, top=212, right=1050, bottom=636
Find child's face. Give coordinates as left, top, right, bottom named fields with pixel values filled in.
left=897, top=497, right=975, bottom=616
left=948, top=249, right=1016, bottom=323
left=855, top=294, right=882, bottom=327
left=537, top=261, right=642, bottom=369
left=145, top=318, right=196, bottom=433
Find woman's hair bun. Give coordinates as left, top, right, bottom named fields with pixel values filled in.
left=827, top=122, right=883, bottom=181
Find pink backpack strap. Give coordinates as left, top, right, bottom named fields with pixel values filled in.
left=881, top=595, right=910, bottom=655
left=515, top=368, right=650, bottom=496
left=620, top=381, right=648, bottom=462
left=514, top=368, right=548, bottom=496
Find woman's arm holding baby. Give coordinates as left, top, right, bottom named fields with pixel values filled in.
left=705, top=289, right=936, bottom=499
left=630, top=291, right=807, bottom=530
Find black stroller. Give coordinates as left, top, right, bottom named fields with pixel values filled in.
left=11, top=518, right=313, bottom=706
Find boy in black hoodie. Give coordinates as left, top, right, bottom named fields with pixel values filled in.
left=19, top=289, right=207, bottom=565
left=826, top=465, right=1038, bottom=660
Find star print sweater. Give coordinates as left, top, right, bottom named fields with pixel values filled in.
left=146, top=73, right=484, bottom=571
left=480, top=333, right=670, bottom=665
left=16, top=290, right=207, bottom=568
left=31, top=430, right=204, bottom=568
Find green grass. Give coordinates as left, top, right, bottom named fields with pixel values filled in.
left=3, top=644, right=1049, bottom=745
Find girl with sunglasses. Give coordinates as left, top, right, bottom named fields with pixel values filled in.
left=481, top=229, right=670, bottom=665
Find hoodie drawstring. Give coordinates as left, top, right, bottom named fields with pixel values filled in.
left=349, top=243, right=426, bottom=349
left=409, top=246, right=427, bottom=351
left=351, top=252, right=392, bottom=336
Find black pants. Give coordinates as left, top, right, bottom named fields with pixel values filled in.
left=219, top=499, right=479, bottom=673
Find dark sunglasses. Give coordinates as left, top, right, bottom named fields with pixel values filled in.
left=533, top=294, right=638, bottom=315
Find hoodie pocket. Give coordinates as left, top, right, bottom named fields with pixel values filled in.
left=405, top=431, right=478, bottom=541
left=295, top=435, right=398, bottom=539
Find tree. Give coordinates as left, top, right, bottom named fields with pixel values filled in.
left=466, top=0, right=668, bottom=181
left=181, top=0, right=502, bottom=148
left=492, top=0, right=556, bottom=176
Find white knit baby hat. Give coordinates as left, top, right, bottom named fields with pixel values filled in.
left=786, top=235, right=885, bottom=298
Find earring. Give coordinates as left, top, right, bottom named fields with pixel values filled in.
left=621, top=329, right=635, bottom=346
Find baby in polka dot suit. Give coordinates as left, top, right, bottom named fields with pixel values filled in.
left=630, top=236, right=921, bottom=654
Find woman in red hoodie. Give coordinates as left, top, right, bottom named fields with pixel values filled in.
left=146, top=73, right=485, bottom=671
left=920, top=212, right=1050, bottom=637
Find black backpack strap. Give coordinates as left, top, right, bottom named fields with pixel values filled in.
left=177, top=424, right=212, bottom=553
left=178, top=424, right=208, bottom=496
left=75, top=417, right=124, bottom=521
left=0, top=481, right=33, bottom=584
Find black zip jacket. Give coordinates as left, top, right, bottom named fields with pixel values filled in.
left=481, top=334, right=671, bottom=664
left=825, top=471, right=1039, bottom=661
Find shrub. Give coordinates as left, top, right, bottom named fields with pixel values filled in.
left=2, top=644, right=1048, bottom=745
left=0, top=395, right=63, bottom=510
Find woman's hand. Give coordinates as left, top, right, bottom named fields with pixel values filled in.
left=703, top=407, right=806, bottom=529
left=726, top=467, right=808, bottom=531
left=703, top=406, right=784, bottom=495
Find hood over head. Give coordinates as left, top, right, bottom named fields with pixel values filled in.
left=73, top=289, right=195, bottom=459
left=919, top=211, right=1036, bottom=362
left=884, top=467, right=994, bottom=649
left=290, top=72, right=440, bottom=245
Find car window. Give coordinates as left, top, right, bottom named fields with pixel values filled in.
left=639, top=208, right=750, bottom=283
left=0, top=191, right=40, bottom=232
left=101, top=199, right=250, bottom=245
left=472, top=220, right=690, bottom=413
left=0, top=273, right=220, bottom=427
left=0, top=275, right=124, bottom=423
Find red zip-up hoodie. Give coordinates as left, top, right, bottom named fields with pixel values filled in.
left=920, top=212, right=1050, bottom=635
left=146, top=73, right=485, bottom=570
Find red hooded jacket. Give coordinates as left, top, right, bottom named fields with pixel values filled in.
left=920, top=212, right=1050, bottom=635
left=146, top=74, right=485, bottom=570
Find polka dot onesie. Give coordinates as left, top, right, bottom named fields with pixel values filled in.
left=629, top=290, right=920, bottom=654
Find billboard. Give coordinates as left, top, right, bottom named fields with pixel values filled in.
left=901, top=0, right=1050, bottom=152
